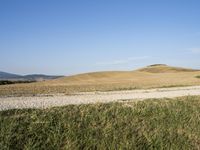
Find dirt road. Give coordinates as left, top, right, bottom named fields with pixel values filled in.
left=1, top=86, right=200, bottom=111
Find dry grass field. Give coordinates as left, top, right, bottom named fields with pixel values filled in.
left=0, top=64, right=200, bottom=96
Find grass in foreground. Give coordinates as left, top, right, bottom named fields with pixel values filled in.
left=1, top=96, right=200, bottom=149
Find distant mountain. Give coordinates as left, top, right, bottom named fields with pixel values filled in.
left=0, top=71, right=63, bottom=81
left=0, top=71, right=23, bottom=79
left=24, top=74, right=64, bottom=81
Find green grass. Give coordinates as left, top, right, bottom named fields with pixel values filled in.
left=196, top=75, right=200, bottom=78
left=1, top=96, right=200, bottom=149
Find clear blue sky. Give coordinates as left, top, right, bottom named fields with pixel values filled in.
left=1, top=0, right=200, bottom=75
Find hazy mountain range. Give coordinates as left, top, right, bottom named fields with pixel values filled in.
left=0, top=71, right=63, bottom=81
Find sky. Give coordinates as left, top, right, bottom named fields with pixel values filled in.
left=0, top=0, right=200, bottom=75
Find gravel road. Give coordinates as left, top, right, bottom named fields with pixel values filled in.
left=1, top=86, right=200, bottom=111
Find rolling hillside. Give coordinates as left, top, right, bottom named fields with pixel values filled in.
left=138, top=64, right=199, bottom=73
left=0, top=64, right=200, bottom=96
left=46, top=64, right=200, bottom=86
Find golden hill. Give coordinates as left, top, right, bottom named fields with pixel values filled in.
left=138, top=64, right=199, bottom=73
left=45, top=64, right=199, bottom=85
left=0, top=64, right=200, bottom=96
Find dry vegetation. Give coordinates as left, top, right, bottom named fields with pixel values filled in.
left=0, top=65, right=200, bottom=96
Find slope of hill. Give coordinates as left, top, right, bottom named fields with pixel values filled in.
left=0, top=65, right=200, bottom=96
left=138, top=64, right=199, bottom=73
left=47, top=64, right=200, bottom=85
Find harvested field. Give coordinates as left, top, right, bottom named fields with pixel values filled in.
left=0, top=65, right=200, bottom=96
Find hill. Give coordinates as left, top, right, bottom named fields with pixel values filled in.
left=0, top=64, right=200, bottom=96
left=0, top=71, right=63, bottom=81
left=47, top=64, right=200, bottom=85
left=0, top=71, right=22, bottom=80
left=138, top=64, right=199, bottom=73
left=23, top=74, right=64, bottom=81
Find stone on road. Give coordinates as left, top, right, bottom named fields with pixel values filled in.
left=1, top=86, right=200, bottom=111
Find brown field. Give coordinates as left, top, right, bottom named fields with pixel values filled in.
left=1, top=64, right=200, bottom=96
